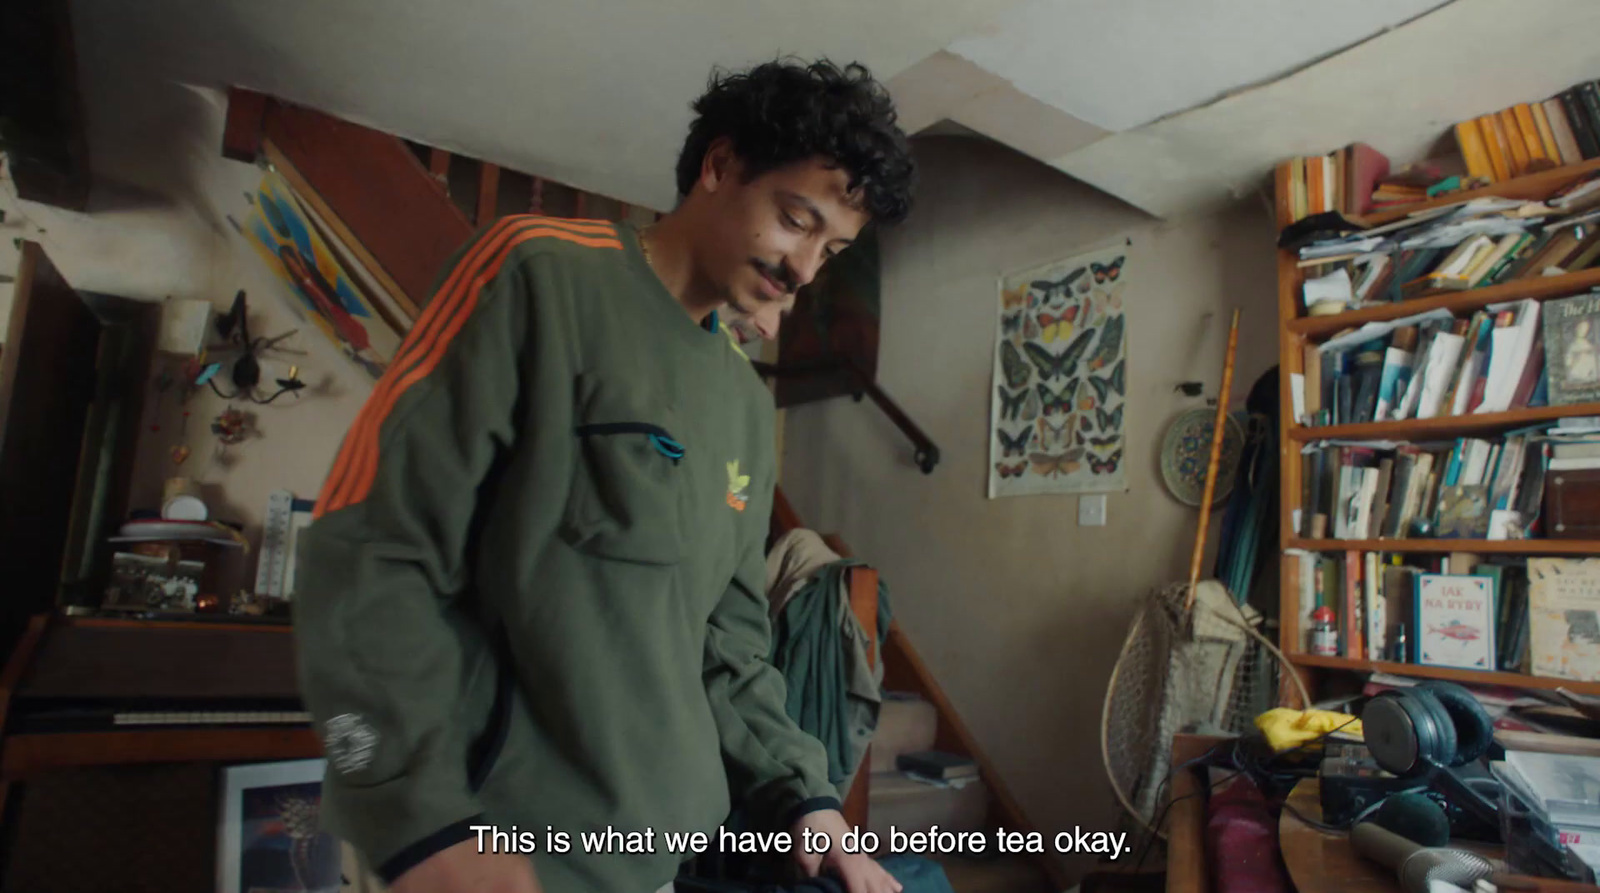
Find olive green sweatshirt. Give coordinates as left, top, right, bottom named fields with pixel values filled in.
left=293, top=216, right=839, bottom=892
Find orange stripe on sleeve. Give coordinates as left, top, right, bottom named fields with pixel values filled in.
left=314, top=221, right=619, bottom=518
left=520, top=215, right=624, bottom=236
left=314, top=215, right=528, bottom=518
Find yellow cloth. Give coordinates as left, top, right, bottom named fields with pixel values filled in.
left=1254, top=707, right=1363, bottom=753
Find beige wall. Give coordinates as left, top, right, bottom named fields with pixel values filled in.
left=0, top=81, right=376, bottom=565
left=780, top=135, right=1280, bottom=879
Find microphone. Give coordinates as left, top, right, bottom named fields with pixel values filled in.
left=1370, top=793, right=1450, bottom=847
left=1351, top=821, right=1495, bottom=892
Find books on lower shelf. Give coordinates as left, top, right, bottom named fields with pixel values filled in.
left=1297, top=429, right=1552, bottom=542
left=1290, top=552, right=1600, bottom=684
left=1296, top=289, right=1600, bottom=429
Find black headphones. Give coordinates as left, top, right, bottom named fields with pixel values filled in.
left=1361, top=680, right=1501, bottom=830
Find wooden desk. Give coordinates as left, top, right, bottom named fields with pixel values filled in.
left=1163, top=735, right=1596, bottom=893
left=1167, top=733, right=1225, bottom=893
left=1279, top=777, right=1404, bottom=892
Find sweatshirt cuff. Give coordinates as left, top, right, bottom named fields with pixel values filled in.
left=316, top=758, right=485, bottom=885
left=377, top=815, right=486, bottom=883
left=783, top=796, right=843, bottom=828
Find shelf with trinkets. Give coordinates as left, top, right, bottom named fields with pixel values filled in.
left=0, top=243, right=317, bottom=781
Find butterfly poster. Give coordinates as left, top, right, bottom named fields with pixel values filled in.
left=989, top=242, right=1130, bottom=498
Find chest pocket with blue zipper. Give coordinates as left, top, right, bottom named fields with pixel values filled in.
left=559, top=372, right=687, bottom=565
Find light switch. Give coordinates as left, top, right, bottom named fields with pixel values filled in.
left=1079, top=494, right=1107, bottom=526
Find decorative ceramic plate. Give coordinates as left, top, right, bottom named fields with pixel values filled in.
left=112, top=519, right=245, bottom=546
left=1160, top=408, right=1246, bottom=507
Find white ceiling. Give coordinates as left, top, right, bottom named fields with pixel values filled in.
left=62, top=0, right=1600, bottom=222
left=946, top=0, right=1453, bottom=132
left=1049, top=0, right=1600, bottom=217
left=66, top=0, right=1028, bottom=214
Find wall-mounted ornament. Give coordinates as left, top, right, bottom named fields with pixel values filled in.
left=1159, top=408, right=1246, bottom=507
left=204, top=290, right=310, bottom=404
left=211, top=406, right=253, bottom=446
left=233, top=169, right=403, bottom=380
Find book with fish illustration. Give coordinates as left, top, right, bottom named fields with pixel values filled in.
left=1415, top=573, right=1495, bottom=670
left=1529, top=557, right=1600, bottom=682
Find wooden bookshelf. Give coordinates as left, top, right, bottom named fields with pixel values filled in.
left=1287, top=653, right=1600, bottom=696
left=1275, top=151, right=1600, bottom=706
left=1351, top=156, right=1600, bottom=229
left=1287, top=266, right=1600, bottom=338
left=1289, top=401, right=1600, bottom=441
left=1289, top=538, right=1600, bottom=555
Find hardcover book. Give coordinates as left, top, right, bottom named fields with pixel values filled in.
left=1543, top=292, right=1600, bottom=406
left=1529, top=557, right=1600, bottom=681
left=1415, top=573, right=1496, bottom=670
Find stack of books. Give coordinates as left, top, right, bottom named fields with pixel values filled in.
left=1456, top=79, right=1600, bottom=184
left=896, top=750, right=979, bottom=786
left=1293, top=184, right=1600, bottom=317
left=1277, top=142, right=1394, bottom=222
left=1278, top=77, right=1600, bottom=229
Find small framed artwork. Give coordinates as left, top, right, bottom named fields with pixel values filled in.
left=217, top=758, right=344, bottom=893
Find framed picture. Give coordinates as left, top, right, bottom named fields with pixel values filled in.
left=233, top=170, right=403, bottom=381
left=103, top=549, right=205, bottom=613
left=218, top=758, right=343, bottom=893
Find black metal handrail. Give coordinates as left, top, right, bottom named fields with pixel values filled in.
left=751, top=356, right=940, bottom=474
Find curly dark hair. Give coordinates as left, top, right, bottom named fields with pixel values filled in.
left=674, top=58, right=915, bottom=225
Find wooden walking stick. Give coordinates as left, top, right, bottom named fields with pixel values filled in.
left=1184, top=308, right=1241, bottom=613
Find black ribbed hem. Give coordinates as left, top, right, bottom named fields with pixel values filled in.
left=377, top=815, right=487, bottom=884
left=783, top=796, right=843, bottom=828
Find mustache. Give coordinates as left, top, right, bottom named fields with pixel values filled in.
left=752, top=259, right=797, bottom=294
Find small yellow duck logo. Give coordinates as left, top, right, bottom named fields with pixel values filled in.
left=725, top=460, right=750, bottom=512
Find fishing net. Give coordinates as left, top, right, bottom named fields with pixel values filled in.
left=1100, top=580, right=1311, bottom=866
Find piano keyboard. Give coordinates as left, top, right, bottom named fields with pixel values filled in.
left=111, top=710, right=311, bottom=726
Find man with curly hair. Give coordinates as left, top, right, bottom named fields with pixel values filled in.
left=293, top=58, right=915, bottom=893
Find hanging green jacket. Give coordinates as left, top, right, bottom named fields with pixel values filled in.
left=768, top=558, right=891, bottom=797
left=293, top=216, right=839, bottom=893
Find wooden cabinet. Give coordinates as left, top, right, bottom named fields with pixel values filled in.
left=0, top=243, right=158, bottom=653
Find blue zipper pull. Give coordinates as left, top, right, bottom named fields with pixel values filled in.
left=649, top=433, right=685, bottom=463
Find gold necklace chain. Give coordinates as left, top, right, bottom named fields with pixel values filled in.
left=638, top=224, right=656, bottom=269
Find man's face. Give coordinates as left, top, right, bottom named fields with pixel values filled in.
left=692, top=141, right=872, bottom=343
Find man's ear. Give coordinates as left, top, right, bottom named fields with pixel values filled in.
left=700, top=136, right=739, bottom=194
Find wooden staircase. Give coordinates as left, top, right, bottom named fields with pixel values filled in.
left=222, top=89, right=1066, bottom=893
left=771, top=490, right=1062, bottom=893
